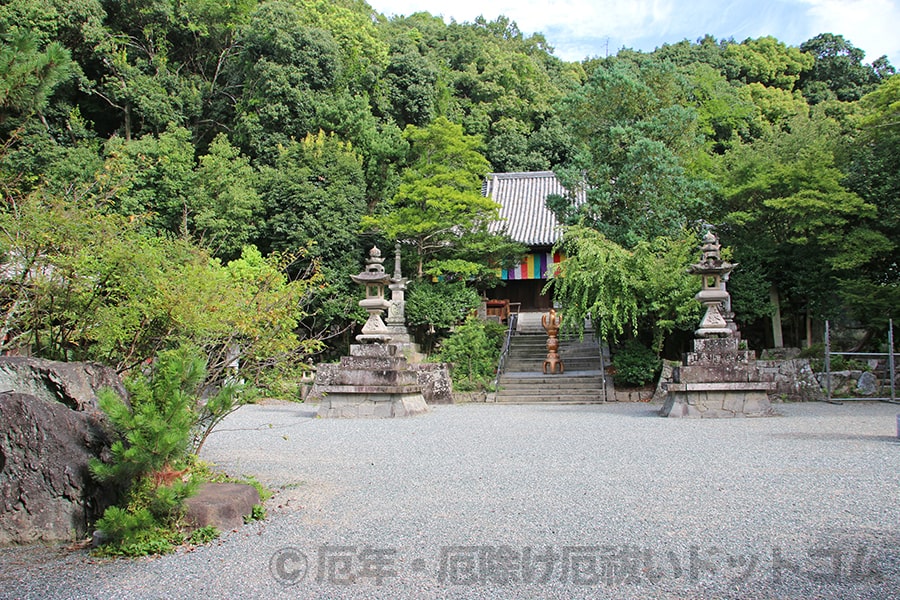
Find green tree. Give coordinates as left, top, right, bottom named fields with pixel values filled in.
left=630, top=234, right=701, bottom=353
left=255, top=130, right=367, bottom=347
left=714, top=109, right=891, bottom=340
left=653, top=35, right=731, bottom=71
left=434, top=316, right=504, bottom=390
left=405, top=279, right=481, bottom=334
left=91, top=346, right=204, bottom=489
left=229, top=1, right=343, bottom=161
left=0, top=0, right=105, bottom=53
left=439, top=227, right=526, bottom=293
left=553, top=59, right=713, bottom=248
left=0, top=30, right=74, bottom=125
left=0, top=27, right=78, bottom=199
left=162, top=0, right=258, bottom=147
left=290, top=0, right=388, bottom=94
left=723, top=36, right=813, bottom=90
left=379, top=13, right=577, bottom=171
left=684, top=63, right=755, bottom=153
left=0, top=190, right=321, bottom=383
left=383, top=34, right=438, bottom=127
left=487, top=117, right=548, bottom=172
left=840, top=74, right=900, bottom=331
left=546, top=225, right=698, bottom=351
left=90, top=344, right=242, bottom=556
left=362, top=117, right=498, bottom=278
left=102, top=125, right=197, bottom=236
left=799, top=33, right=894, bottom=103
left=88, top=9, right=204, bottom=139
left=257, top=130, right=366, bottom=268
left=100, top=126, right=260, bottom=259
left=191, top=133, right=261, bottom=261
left=546, top=225, right=640, bottom=342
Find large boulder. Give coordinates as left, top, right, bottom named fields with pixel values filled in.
left=0, top=357, right=126, bottom=412
left=0, top=358, right=121, bottom=544
left=0, top=392, right=112, bottom=544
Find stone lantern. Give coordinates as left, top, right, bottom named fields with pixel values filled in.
left=350, top=246, right=392, bottom=343
left=308, top=245, right=433, bottom=418
left=688, top=231, right=735, bottom=338
left=659, top=229, right=775, bottom=418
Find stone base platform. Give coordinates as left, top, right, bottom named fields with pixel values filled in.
left=317, top=391, right=428, bottom=418
left=660, top=382, right=776, bottom=418
left=309, top=343, right=431, bottom=418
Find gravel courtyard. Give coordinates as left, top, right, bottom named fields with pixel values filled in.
left=3, top=400, right=899, bottom=599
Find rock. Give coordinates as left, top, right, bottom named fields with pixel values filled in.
left=91, top=528, right=110, bottom=548
left=757, top=359, right=824, bottom=402
left=0, top=358, right=123, bottom=544
left=0, top=392, right=112, bottom=544
left=413, top=363, right=453, bottom=404
left=856, top=371, right=879, bottom=397
left=0, top=357, right=126, bottom=413
left=183, top=483, right=260, bottom=532
left=652, top=360, right=678, bottom=403
left=816, top=370, right=855, bottom=396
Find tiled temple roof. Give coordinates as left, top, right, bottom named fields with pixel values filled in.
left=483, top=171, right=584, bottom=247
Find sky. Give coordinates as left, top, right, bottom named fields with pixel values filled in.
left=367, top=0, right=900, bottom=66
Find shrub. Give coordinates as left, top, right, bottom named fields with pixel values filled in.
left=92, top=476, right=197, bottom=557
left=90, top=346, right=231, bottom=556
left=435, top=316, right=504, bottom=390
left=93, top=506, right=182, bottom=557
left=800, top=343, right=871, bottom=372
left=798, top=343, right=824, bottom=360
left=612, top=340, right=661, bottom=387
left=405, top=280, right=480, bottom=332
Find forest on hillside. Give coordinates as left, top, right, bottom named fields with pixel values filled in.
left=2, top=0, right=898, bottom=379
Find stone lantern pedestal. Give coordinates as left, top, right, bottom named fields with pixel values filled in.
left=660, top=231, right=776, bottom=418
left=311, top=246, right=429, bottom=418
left=313, top=344, right=429, bottom=418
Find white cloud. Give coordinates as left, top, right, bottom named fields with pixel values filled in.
left=800, top=0, right=900, bottom=61
left=368, top=0, right=900, bottom=65
left=375, top=0, right=675, bottom=39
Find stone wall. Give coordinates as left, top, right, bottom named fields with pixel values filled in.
left=815, top=369, right=897, bottom=398
left=757, top=359, right=823, bottom=401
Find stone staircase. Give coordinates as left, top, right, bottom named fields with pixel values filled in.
left=492, top=313, right=614, bottom=403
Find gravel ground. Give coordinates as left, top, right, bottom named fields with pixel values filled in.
left=2, top=400, right=899, bottom=599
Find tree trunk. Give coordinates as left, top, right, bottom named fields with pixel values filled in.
left=769, top=286, right=783, bottom=348
left=806, top=307, right=813, bottom=349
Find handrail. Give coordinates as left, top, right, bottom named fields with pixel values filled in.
left=597, top=330, right=608, bottom=403
left=492, top=312, right=518, bottom=392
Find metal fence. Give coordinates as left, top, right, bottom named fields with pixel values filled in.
left=824, top=318, right=897, bottom=404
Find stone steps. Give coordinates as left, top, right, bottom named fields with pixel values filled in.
left=494, top=332, right=613, bottom=403
left=494, top=373, right=608, bottom=403
left=504, top=360, right=606, bottom=372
